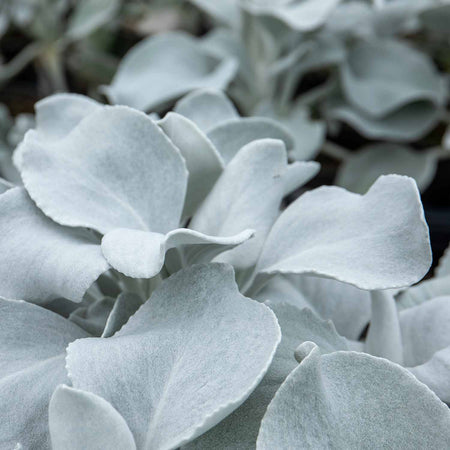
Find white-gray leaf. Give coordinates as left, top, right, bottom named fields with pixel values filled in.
left=174, top=89, right=239, bottom=134
left=66, top=263, right=281, bottom=449
left=158, top=112, right=223, bottom=218
left=336, top=143, right=437, bottom=194
left=255, top=175, right=431, bottom=291
left=49, top=385, right=136, bottom=450
left=103, top=32, right=237, bottom=111
left=19, top=106, right=187, bottom=234
left=257, top=347, right=450, bottom=449
left=0, top=188, right=109, bottom=303
left=207, top=117, right=294, bottom=164
left=0, top=299, right=88, bottom=449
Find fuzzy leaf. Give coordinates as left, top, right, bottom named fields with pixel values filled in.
left=257, top=347, right=450, bottom=449
left=0, top=300, right=88, bottom=449
left=190, top=139, right=286, bottom=272
left=256, top=274, right=370, bottom=340
left=158, top=112, right=223, bottom=217
left=0, top=188, right=108, bottom=303
left=49, top=385, right=136, bottom=450
left=185, top=303, right=346, bottom=449
left=18, top=106, right=187, bottom=234
left=101, top=227, right=253, bottom=278
left=67, top=263, right=281, bottom=449
left=255, top=175, right=431, bottom=291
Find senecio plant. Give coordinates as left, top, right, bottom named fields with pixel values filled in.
left=1, top=88, right=450, bottom=450
left=103, top=0, right=450, bottom=192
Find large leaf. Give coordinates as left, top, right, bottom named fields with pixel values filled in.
left=336, top=143, right=437, bottom=194
left=257, top=347, right=450, bottom=449
left=18, top=106, right=187, bottom=235
left=67, top=263, right=281, bottom=449
left=174, top=89, right=239, bottom=133
left=0, top=299, right=89, bottom=449
left=49, top=385, right=136, bottom=450
left=185, top=303, right=347, bottom=449
left=190, top=139, right=286, bottom=272
left=0, top=188, right=108, bottom=303
left=158, top=112, right=223, bottom=217
left=341, top=39, right=444, bottom=117
left=103, top=32, right=237, bottom=111
left=254, top=175, right=431, bottom=291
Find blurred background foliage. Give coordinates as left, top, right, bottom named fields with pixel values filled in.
left=0, top=0, right=449, bottom=264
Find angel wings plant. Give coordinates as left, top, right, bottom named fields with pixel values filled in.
left=1, top=90, right=450, bottom=449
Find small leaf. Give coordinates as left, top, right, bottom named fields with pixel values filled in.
left=174, top=89, right=239, bottom=134
left=49, top=385, right=136, bottom=450
left=207, top=117, right=294, bottom=164
left=158, top=112, right=223, bottom=217
left=101, top=227, right=253, bottom=278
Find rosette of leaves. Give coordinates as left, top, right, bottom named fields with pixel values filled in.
left=2, top=91, right=449, bottom=448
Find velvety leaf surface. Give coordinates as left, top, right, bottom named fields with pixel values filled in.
left=67, top=264, right=281, bottom=450
left=255, top=175, right=431, bottom=291
left=101, top=227, right=253, bottom=278
left=0, top=300, right=89, bottom=449
left=187, top=0, right=240, bottom=26
left=256, top=274, right=371, bottom=340
left=174, top=89, right=239, bottom=133
left=400, top=296, right=450, bottom=367
left=281, top=161, right=320, bottom=196
left=185, top=303, right=347, bottom=449
left=0, top=188, right=109, bottom=303
left=33, top=93, right=102, bottom=141
left=103, top=32, right=237, bottom=111
left=190, top=139, right=286, bottom=272
left=49, top=385, right=136, bottom=450
left=158, top=112, right=223, bottom=217
left=257, top=348, right=450, bottom=449
left=207, top=117, right=294, bottom=164
left=19, top=106, right=187, bottom=234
